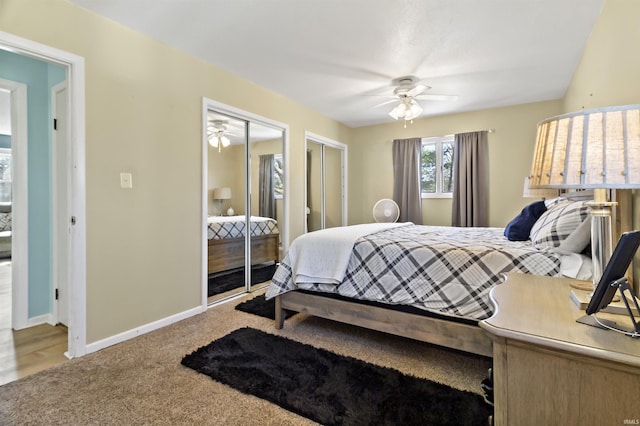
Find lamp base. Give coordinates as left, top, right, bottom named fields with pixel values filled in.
left=587, top=196, right=617, bottom=289
left=570, top=289, right=628, bottom=314
left=569, top=280, right=593, bottom=291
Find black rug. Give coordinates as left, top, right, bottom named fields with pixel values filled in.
left=181, top=328, right=492, bottom=426
left=234, top=294, right=297, bottom=320
left=208, top=264, right=277, bottom=297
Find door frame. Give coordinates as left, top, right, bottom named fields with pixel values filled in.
left=201, top=97, right=289, bottom=309
left=0, top=77, right=28, bottom=330
left=0, top=31, right=87, bottom=358
left=304, top=131, right=348, bottom=230
left=51, top=80, right=70, bottom=327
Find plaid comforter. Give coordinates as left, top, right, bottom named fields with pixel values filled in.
left=207, top=216, right=279, bottom=240
left=266, top=225, right=563, bottom=320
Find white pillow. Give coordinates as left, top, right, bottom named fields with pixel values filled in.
left=558, top=215, right=591, bottom=253
left=529, top=201, right=590, bottom=249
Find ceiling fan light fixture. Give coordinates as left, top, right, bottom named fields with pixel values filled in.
left=389, top=98, right=422, bottom=123
left=404, top=100, right=423, bottom=121
left=389, top=102, right=407, bottom=120
left=208, top=133, right=230, bottom=153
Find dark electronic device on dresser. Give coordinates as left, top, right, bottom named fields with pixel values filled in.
left=584, top=230, right=640, bottom=337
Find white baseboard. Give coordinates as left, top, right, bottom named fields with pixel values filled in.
left=12, top=313, right=56, bottom=330
left=84, top=305, right=205, bottom=355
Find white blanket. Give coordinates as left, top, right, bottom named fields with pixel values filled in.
left=289, top=222, right=411, bottom=285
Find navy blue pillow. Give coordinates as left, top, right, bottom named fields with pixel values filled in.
left=504, top=201, right=547, bottom=241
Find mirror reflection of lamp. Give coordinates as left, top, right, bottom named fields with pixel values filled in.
left=212, top=187, right=232, bottom=216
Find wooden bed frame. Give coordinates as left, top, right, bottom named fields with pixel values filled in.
left=275, top=290, right=493, bottom=357
left=271, top=190, right=635, bottom=359
left=208, top=233, right=279, bottom=274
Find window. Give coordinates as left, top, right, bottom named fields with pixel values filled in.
left=0, top=148, right=11, bottom=204
left=421, top=135, right=454, bottom=198
left=274, top=153, right=284, bottom=199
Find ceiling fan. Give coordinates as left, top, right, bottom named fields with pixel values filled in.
left=372, top=76, right=458, bottom=126
left=207, top=120, right=236, bottom=152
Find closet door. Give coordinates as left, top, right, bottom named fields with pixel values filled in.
left=306, top=141, right=324, bottom=232
left=323, top=145, right=343, bottom=229
left=305, top=135, right=347, bottom=232
left=249, top=122, right=284, bottom=292
left=203, top=99, right=289, bottom=306
left=206, top=112, right=248, bottom=303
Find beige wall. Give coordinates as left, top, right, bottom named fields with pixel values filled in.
left=349, top=100, right=563, bottom=227
left=562, top=0, right=640, bottom=291
left=0, top=0, right=352, bottom=343
left=563, top=0, right=640, bottom=112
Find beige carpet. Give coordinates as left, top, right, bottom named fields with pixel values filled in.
left=0, top=290, right=491, bottom=425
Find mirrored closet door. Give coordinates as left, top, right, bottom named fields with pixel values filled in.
left=203, top=99, right=287, bottom=305
left=305, top=132, right=347, bottom=232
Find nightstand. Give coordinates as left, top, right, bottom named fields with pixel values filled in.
left=480, top=273, right=640, bottom=426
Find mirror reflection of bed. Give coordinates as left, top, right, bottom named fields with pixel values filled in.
left=206, top=109, right=284, bottom=303
left=206, top=215, right=280, bottom=299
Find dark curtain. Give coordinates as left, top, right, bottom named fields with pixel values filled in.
left=259, top=154, right=276, bottom=219
left=452, top=131, right=488, bottom=227
left=392, top=138, right=423, bottom=224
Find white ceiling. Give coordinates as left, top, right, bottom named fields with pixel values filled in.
left=70, top=0, right=605, bottom=128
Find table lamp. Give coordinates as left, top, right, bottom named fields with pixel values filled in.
left=528, top=104, right=640, bottom=290
left=212, top=187, right=232, bottom=216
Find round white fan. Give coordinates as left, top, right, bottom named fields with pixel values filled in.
left=372, top=199, right=400, bottom=223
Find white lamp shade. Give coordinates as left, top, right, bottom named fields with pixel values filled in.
left=212, top=187, right=231, bottom=200
left=404, top=100, right=423, bottom=121
left=389, top=102, right=407, bottom=120
left=209, top=133, right=231, bottom=149
left=530, top=104, right=640, bottom=189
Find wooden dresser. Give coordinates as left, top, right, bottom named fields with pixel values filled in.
left=480, top=273, right=640, bottom=426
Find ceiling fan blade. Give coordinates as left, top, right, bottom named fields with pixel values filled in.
left=360, top=94, right=398, bottom=98
left=416, top=94, right=459, bottom=101
left=407, top=84, right=428, bottom=97
left=372, top=99, right=400, bottom=108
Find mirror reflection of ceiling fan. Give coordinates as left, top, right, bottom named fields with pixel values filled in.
left=207, top=120, right=237, bottom=152
left=371, top=76, right=458, bottom=127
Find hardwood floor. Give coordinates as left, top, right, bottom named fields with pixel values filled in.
left=0, top=260, right=68, bottom=385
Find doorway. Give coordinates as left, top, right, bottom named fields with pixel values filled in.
left=0, top=30, right=87, bottom=359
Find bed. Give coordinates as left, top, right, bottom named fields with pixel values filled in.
left=207, top=215, right=280, bottom=275
left=266, top=198, right=596, bottom=357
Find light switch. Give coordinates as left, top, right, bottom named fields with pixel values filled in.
left=120, top=172, right=133, bottom=189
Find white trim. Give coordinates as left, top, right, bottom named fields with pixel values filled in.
left=304, top=131, right=348, bottom=228
left=201, top=97, right=290, bottom=309
left=200, top=100, right=209, bottom=309
left=85, top=306, right=204, bottom=355
left=0, top=31, right=87, bottom=358
left=420, top=136, right=454, bottom=199
left=0, top=77, right=29, bottom=330
left=51, top=80, right=70, bottom=326
left=13, top=313, right=55, bottom=330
